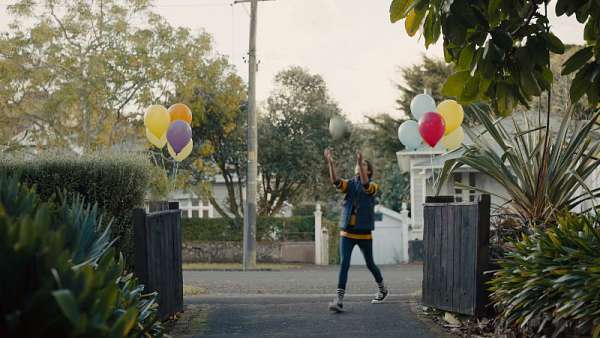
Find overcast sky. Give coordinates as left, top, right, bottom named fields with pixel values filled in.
left=0, top=0, right=586, bottom=122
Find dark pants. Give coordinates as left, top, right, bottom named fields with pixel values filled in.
left=337, top=236, right=383, bottom=290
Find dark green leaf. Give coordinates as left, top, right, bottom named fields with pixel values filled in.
left=562, top=47, right=594, bottom=75
left=460, top=74, right=480, bottom=103
left=457, top=45, right=475, bottom=71
left=555, top=0, right=569, bottom=16
left=546, top=32, right=565, bottom=54
left=442, top=71, right=469, bottom=97
left=444, top=14, right=466, bottom=45
left=570, top=64, right=594, bottom=103
left=487, top=0, right=503, bottom=26
left=491, top=29, right=513, bottom=50
left=519, top=69, right=542, bottom=96
left=52, top=289, right=80, bottom=325
left=423, top=13, right=441, bottom=47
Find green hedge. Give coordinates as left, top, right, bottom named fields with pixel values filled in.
left=324, top=218, right=340, bottom=264
left=182, top=216, right=315, bottom=241
left=0, top=152, right=150, bottom=269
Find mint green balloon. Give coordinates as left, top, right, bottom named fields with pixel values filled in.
left=398, top=120, right=422, bottom=150
left=410, top=94, right=436, bottom=120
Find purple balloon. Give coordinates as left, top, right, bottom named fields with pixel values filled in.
left=167, top=120, right=192, bottom=154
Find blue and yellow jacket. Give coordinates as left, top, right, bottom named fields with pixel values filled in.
left=335, top=176, right=379, bottom=240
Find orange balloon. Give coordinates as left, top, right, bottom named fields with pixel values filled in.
left=168, top=103, right=192, bottom=124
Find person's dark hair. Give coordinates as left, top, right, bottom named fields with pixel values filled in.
left=365, top=159, right=373, bottom=178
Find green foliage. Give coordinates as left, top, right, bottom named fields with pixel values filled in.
left=378, top=163, right=410, bottom=212
left=0, top=152, right=150, bottom=269
left=396, top=55, right=454, bottom=118
left=324, top=218, right=340, bottom=264
left=390, top=0, right=600, bottom=116
left=182, top=216, right=315, bottom=242
left=292, top=204, right=317, bottom=216
left=0, top=175, right=163, bottom=337
left=259, top=66, right=360, bottom=215
left=168, top=47, right=247, bottom=224
left=489, top=213, right=600, bottom=337
left=437, top=105, right=600, bottom=224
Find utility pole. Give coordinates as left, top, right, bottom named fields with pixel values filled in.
left=233, top=0, right=273, bottom=271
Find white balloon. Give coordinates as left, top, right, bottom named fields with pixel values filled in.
left=398, top=120, right=423, bottom=150
left=410, top=94, right=437, bottom=120
left=329, top=116, right=349, bottom=141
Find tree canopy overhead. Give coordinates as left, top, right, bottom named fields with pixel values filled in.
left=390, top=0, right=600, bottom=116
left=0, top=0, right=213, bottom=151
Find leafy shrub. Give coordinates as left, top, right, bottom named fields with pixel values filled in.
left=182, top=216, right=315, bottom=241
left=489, top=213, right=600, bottom=337
left=0, top=152, right=150, bottom=269
left=324, top=218, right=340, bottom=264
left=0, top=175, right=163, bottom=337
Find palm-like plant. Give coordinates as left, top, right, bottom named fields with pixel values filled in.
left=437, top=105, right=600, bottom=224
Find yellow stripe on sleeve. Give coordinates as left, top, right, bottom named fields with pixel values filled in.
left=365, top=182, right=378, bottom=195
left=336, top=179, right=349, bottom=193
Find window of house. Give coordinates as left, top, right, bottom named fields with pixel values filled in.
left=191, top=210, right=200, bottom=218
left=454, top=172, right=477, bottom=202
left=202, top=210, right=209, bottom=218
left=181, top=210, right=189, bottom=218
left=192, top=198, right=200, bottom=207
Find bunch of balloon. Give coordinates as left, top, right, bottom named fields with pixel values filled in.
left=144, top=103, right=194, bottom=162
left=397, top=93, right=465, bottom=151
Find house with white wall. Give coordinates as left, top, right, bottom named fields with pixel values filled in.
left=394, top=113, right=598, bottom=239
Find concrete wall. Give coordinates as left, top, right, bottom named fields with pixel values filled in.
left=182, top=241, right=315, bottom=263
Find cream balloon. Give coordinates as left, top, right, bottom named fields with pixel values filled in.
left=145, top=128, right=167, bottom=148
left=144, top=105, right=170, bottom=138
left=440, top=126, right=465, bottom=150
left=437, top=100, right=464, bottom=135
left=167, top=139, right=193, bottom=162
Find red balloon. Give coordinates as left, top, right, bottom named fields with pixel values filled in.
left=418, top=112, right=446, bottom=147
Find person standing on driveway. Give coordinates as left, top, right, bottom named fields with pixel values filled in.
left=324, top=148, right=389, bottom=313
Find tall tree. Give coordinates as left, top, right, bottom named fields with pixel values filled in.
left=390, top=0, right=600, bottom=116
left=396, top=55, right=453, bottom=118
left=258, top=66, right=359, bottom=216
left=167, top=55, right=247, bottom=225
left=0, top=0, right=212, bottom=151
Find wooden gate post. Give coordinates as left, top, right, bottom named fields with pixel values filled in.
left=422, top=195, right=491, bottom=316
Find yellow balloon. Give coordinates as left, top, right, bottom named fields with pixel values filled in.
left=144, top=105, right=170, bottom=138
left=437, top=100, right=464, bottom=135
left=440, top=126, right=464, bottom=150
left=167, top=139, right=193, bottom=162
left=145, top=128, right=167, bottom=148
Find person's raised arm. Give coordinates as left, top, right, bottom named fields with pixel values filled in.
left=357, top=152, right=369, bottom=185
left=324, top=148, right=338, bottom=185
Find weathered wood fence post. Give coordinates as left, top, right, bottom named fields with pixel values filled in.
left=133, top=201, right=183, bottom=320
left=422, top=195, right=490, bottom=316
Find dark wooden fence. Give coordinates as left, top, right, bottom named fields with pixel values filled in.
left=133, top=202, right=183, bottom=320
left=422, top=195, right=490, bottom=316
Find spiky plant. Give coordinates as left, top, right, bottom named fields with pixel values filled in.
left=0, top=175, right=164, bottom=337
left=437, top=105, right=600, bottom=225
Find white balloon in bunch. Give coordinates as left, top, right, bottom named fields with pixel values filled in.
left=410, top=94, right=437, bottom=120
left=398, top=120, right=423, bottom=150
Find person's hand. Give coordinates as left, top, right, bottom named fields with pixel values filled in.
left=357, top=151, right=363, bottom=164
left=324, top=148, right=333, bottom=163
